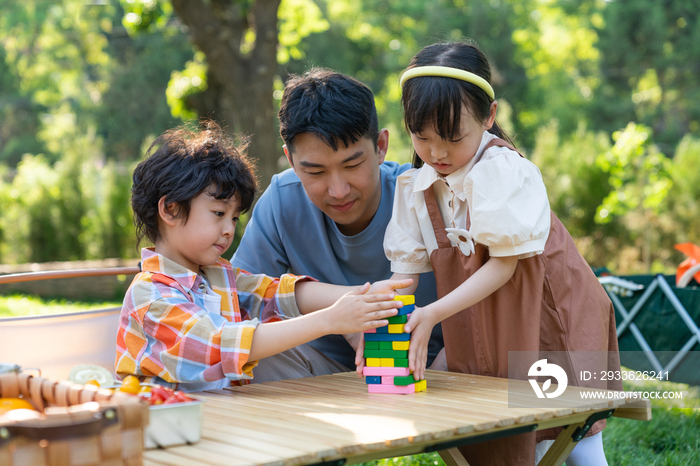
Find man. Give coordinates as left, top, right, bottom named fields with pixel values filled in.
left=233, top=68, right=443, bottom=378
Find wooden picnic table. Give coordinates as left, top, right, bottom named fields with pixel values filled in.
left=142, top=370, right=650, bottom=466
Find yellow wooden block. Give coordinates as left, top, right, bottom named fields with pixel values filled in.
left=366, top=358, right=381, bottom=367
left=393, top=295, right=415, bottom=305
left=380, top=358, right=395, bottom=367
left=392, top=341, right=410, bottom=351
left=415, top=379, right=427, bottom=392
left=388, top=324, right=405, bottom=334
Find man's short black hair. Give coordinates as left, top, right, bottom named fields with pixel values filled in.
left=278, top=68, right=379, bottom=155
left=131, top=120, right=257, bottom=246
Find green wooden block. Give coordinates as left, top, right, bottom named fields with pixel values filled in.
left=393, top=358, right=409, bottom=367
left=387, top=314, right=408, bottom=324
left=393, top=375, right=420, bottom=386
left=378, top=341, right=393, bottom=350
left=364, top=341, right=379, bottom=350
left=363, top=349, right=409, bottom=359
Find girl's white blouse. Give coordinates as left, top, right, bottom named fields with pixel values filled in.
left=384, top=131, right=551, bottom=274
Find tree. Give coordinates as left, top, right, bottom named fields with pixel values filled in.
left=169, top=0, right=280, bottom=187
left=594, top=0, right=700, bottom=154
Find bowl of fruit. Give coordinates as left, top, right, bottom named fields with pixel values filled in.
left=69, top=365, right=203, bottom=449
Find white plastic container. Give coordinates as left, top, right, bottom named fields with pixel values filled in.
left=144, top=399, right=204, bottom=449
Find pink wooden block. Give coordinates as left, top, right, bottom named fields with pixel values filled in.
left=362, top=367, right=411, bottom=377
left=381, top=376, right=394, bottom=384
left=368, top=384, right=415, bottom=394
left=363, top=328, right=376, bottom=334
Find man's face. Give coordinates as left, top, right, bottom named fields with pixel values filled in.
left=285, top=130, right=388, bottom=236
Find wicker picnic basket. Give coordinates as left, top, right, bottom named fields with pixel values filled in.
left=0, top=371, right=149, bottom=466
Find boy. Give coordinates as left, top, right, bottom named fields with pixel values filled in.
left=115, top=121, right=410, bottom=391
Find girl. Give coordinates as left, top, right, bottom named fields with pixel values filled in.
left=383, top=42, right=622, bottom=465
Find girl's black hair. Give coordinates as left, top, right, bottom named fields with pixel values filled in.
left=131, top=120, right=258, bottom=247
left=401, top=41, right=514, bottom=167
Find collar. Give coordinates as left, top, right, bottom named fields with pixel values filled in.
left=141, top=247, right=226, bottom=294
left=413, top=131, right=497, bottom=201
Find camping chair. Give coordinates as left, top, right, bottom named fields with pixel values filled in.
left=600, top=272, right=700, bottom=385
left=0, top=266, right=139, bottom=382
left=677, top=262, right=700, bottom=288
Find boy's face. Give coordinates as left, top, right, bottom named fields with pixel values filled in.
left=285, top=130, right=388, bottom=236
left=157, top=189, right=241, bottom=272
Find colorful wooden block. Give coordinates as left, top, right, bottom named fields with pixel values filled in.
left=366, top=358, right=381, bottom=367
left=380, top=376, right=394, bottom=384
left=368, top=384, right=415, bottom=394
left=393, top=358, right=409, bottom=367
left=391, top=375, right=417, bottom=386
left=380, top=358, right=395, bottom=367
left=363, top=366, right=411, bottom=377
left=387, top=314, right=408, bottom=324
left=415, top=379, right=427, bottom=392
left=378, top=341, right=393, bottom=350
left=364, top=333, right=410, bottom=342
left=392, top=341, right=410, bottom=351
left=396, top=304, right=415, bottom=316
left=388, top=324, right=406, bottom=334
left=394, top=295, right=415, bottom=305
left=365, top=376, right=381, bottom=384
left=366, top=325, right=388, bottom=334
left=364, top=341, right=379, bottom=350
left=363, top=349, right=408, bottom=359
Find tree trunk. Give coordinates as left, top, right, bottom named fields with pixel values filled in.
left=171, top=0, right=281, bottom=191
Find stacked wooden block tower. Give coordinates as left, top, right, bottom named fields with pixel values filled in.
left=362, top=294, right=427, bottom=394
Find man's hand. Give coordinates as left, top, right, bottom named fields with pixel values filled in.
left=343, top=332, right=362, bottom=351
left=353, top=332, right=365, bottom=376
left=367, top=278, right=414, bottom=296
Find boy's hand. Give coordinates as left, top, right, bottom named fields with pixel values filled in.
left=325, top=282, right=400, bottom=336
left=403, top=306, right=435, bottom=381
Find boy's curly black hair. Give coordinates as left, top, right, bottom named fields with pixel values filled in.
left=131, top=120, right=258, bottom=247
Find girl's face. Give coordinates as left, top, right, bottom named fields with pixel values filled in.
left=411, top=102, right=497, bottom=176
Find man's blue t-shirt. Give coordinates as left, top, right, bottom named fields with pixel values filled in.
left=232, top=161, right=442, bottom=369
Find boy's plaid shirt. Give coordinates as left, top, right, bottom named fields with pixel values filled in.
left=115, top=248, right=311, bottom=385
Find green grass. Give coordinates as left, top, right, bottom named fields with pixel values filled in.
left=603, top=376, right=700, bottom=465
left=0, top=294, right=121, bottom=318
left=358, top=375, right=700, bottom=466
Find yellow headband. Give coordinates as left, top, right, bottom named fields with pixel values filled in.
left=400, top=65, right=495, bottom=100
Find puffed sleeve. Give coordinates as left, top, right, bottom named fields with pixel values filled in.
left=384, top=170, right=433, bottom=274
left=464, top=150, right=550, bottom=258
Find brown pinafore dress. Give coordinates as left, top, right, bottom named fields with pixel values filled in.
left=424, top=138, right=622, bottom=466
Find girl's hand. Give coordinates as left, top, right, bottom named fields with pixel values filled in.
left=325, top=282, right=400, bottom=335
left=354, top=332, right=365, bottom=377
left=403, top=306, right=435, bottom=381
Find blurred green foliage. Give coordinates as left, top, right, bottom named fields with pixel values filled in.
left=0, top=0, right=699, bottom=275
